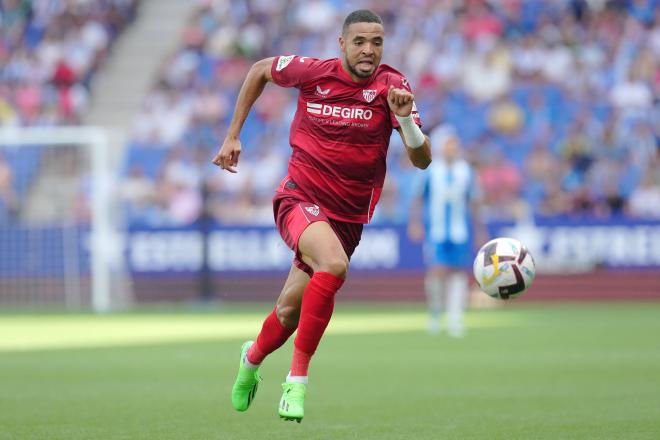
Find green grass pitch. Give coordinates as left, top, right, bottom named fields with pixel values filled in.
left=1, top=303, right=659, bottom=440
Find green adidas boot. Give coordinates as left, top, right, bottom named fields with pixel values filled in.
left=278, top=382, right=306, bottom=423
left=231, top=341, right=261, bottom=411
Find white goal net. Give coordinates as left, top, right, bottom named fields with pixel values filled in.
left=0, top=126, right=126, bottom=312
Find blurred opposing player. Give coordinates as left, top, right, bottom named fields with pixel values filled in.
left=213, top=10, right=432, bottom=422
left=408, top=127, right=483, bottom=337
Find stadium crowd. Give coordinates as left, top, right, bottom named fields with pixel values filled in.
left=121, top=0, right=659, bottom=226
left=0, top=0, right=139, bottom=126
left=0, top=0, right=139, bottom=221
left=2, top=0, right=659, bottom=225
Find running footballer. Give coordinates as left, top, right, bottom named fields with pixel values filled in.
left=213, top=9, right=432, bottom=422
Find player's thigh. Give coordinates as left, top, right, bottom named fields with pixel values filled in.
left=298, top=221, right=349, bottom=278
left=275, top=264, right=310, bottom=328
left=428, top=264, right=450, bottom=279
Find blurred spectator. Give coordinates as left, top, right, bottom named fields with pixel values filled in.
left=628, top=169, right=660, bottom=219
left=569, top=184, right=597, bottom=217
left=488, top=95, right=524, bottom=135
left=462, top=44, right=512, bottom=101
left=478, top=150, right=523, bottom=220
left=626, top=121, right=657, bottom=167
left=166, top=180, right=203, bottom=225
left=120, top=165, right=156, bottom=224
left=610, top=71, right=654, bottom=110
left=461, top=0, right=503, bottom=41
left=598, top=122, right=627, bottom=160
left=523, top=142, right=556, bottom=210
left=0, top=154, right=18, bottom=222
left=598, top=179, right=626, bottom=217
left=560, top=122, right=595, bottom=182
left=539, top=172, right=572, bottom=217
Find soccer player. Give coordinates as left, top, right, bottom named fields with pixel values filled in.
left=408, top=126, right=483, bottom=337
left=212, top=10, right=432, bottom=422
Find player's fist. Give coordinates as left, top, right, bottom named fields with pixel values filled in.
left=212, top=136, right=241, bottom=173
left=387, top=85, right=414, bottom=117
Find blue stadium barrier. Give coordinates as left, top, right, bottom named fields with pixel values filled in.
left=1, top=219, right=658, bottom=278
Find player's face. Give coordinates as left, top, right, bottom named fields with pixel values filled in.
left=443, top=138, right=460, bottom=162
left=339, top=22, right=384, bottom=80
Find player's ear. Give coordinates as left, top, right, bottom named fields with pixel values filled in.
left=338, top=35, right=346, bottom=52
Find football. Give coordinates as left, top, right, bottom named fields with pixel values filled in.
left=473, top=237, right=536, bottom=300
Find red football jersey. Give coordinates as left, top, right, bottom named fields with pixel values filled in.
left=270, top=55, right=422, bottom=224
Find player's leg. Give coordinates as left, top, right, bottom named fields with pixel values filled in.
left=444, top=242, right=471, bottom=337
left=246, top=265, right=310, bottom=364
left=424, top=242, right=448, bottom=334
left=425, top=264, right=447, bottom=334
left=292, top=220, right=348, bottom=378
left=279, top=221, right=348, bottom=422
left=231, top=265, right=309, bottom=412
left=446, top=268, right=468, bottom=338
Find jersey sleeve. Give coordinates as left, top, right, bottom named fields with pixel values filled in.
left=271, top=55, right=321, bottom=89
left=389, top=74, right=422, bottom=128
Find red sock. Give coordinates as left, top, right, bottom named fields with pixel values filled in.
left=290, top=346, right=312, bottom=377
left=246, top=308, right=296, bottom=365
left=290, top=272, right=344, bottom=377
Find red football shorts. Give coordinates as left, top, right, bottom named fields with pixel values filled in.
left=273, top=176, right=363, bottom=277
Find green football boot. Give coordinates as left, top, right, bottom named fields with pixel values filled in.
left=278, top=382, right=306, bottom=423
left=231, top=341, right=261, bottom=412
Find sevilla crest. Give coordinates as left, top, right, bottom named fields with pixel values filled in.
left=362, top=89, right=377, bottom=103
left=305, top=205, right=320, bottom=216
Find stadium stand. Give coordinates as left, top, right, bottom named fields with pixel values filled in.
left=117, top=0, right=659, bottom=227
left=1, top=0, right=139, bottom=223
left=1, top=0, right=139, bottom=126
left=2, top=0, right=658, bottom=226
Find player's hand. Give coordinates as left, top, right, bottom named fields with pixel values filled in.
left=387, top=85, right=414, bottom=117
left=212, top=136, right=241, bottom=173
left=407, top=221, right=425, bottom=242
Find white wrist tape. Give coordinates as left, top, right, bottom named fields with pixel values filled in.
left=395, top=114, right=425, bottom=149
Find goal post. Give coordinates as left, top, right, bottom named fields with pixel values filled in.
left=0, top=126, right=125, bottom=312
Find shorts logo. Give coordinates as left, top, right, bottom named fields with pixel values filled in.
left=305, top=205, right=320, bottom=216
left=362, top=89, right=377, bottom=103
left=316, top=85, right=331, bottom=97
left=276, top=55, right=295, bottom=71
left=401, top=77, right=409, bottom=87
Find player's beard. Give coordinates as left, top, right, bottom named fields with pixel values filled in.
left=348, top=60, right=375, bottom=79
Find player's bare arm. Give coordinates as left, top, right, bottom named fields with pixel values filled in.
left=212, top=57, right=275, bottom=173
left=388, top=86, right=432, bottom=169
left=407, top=195, right=425, bottom=242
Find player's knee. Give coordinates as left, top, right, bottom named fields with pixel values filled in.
left=317, top=255, right=349, bottom=279
left=276, top=303, right=299, bottom=328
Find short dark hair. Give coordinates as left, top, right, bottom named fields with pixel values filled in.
left=342, top=9, right=383, bottom=35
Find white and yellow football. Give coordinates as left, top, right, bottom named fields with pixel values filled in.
left=473, top=237, right=536, bottom=300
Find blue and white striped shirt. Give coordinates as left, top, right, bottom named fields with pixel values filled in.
left=419, top=159, right=477, bottom=244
